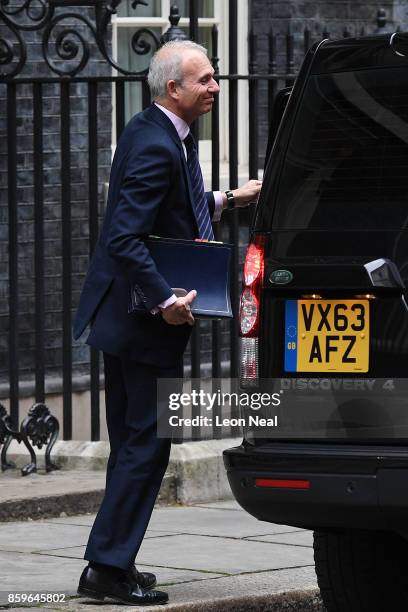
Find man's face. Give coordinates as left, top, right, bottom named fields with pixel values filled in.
left=173, top=50, right=220, bottom=124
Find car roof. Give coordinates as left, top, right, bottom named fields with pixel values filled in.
left=311, top=33, right=408, bottom=74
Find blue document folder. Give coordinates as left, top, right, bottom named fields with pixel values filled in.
left=129, top=236, right=233, bottom=318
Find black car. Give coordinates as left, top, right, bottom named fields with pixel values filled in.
left=224, top=33, right=408, bottom=612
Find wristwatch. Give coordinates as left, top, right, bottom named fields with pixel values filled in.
left=225, top=190, right=235, bottom=210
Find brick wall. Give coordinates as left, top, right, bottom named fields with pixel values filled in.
left=0, top=13, right=112, bottom=389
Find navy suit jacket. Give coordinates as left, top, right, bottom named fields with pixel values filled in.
left=73, top=104, right=215, bottom=366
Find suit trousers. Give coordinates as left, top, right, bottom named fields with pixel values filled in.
left=84, top=352, right=182, bottom=570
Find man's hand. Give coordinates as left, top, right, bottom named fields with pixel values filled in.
left=224, top=179, right=262, bottom=209
left=160, top=289, right=197, bottom=326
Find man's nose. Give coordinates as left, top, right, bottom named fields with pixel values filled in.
left=208, top=78, right=220, bottom=93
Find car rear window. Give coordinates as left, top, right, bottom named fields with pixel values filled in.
left=269, top=67, right=408, bottom=230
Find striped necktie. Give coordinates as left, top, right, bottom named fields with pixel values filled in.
left=184, top=133, right=214, bottom=240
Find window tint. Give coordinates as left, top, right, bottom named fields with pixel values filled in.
left=271, top=68, right=408, bottom=230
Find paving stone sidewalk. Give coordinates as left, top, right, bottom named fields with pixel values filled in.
left=0, top=499, right=324, bottom=611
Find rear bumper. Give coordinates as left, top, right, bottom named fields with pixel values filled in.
left=223, top=443, right=408, bottom=532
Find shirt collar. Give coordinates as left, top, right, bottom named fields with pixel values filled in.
left=154, top=102, right=190, bottom=142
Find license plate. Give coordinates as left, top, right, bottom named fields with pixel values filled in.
left=284, top=299, right=369, bottom=373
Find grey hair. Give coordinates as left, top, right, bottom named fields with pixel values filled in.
left=147, top=40, right=208, bottom=99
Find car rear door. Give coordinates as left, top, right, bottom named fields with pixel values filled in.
left=251, top=39, right=408, bottom=442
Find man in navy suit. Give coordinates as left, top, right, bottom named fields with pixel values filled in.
left=74, top=40, right=261, bottom=605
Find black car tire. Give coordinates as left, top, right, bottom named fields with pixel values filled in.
left=313, top=529, right=408, bottom=612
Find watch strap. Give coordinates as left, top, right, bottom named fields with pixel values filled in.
left=225, top=190, right=235, bottom=210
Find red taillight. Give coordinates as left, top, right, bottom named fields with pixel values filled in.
left=239, top=236, right=265, bottom=338
left=244, top=243, right=264, bottom=286
left=255, top=479, right=310, bottom=490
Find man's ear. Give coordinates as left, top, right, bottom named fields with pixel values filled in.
left=167, top=80, right=179, bottom=101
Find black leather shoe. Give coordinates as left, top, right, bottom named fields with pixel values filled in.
left=77, top=566, right=168, bottom=606
left=128, top=565, right=157, bottom=589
